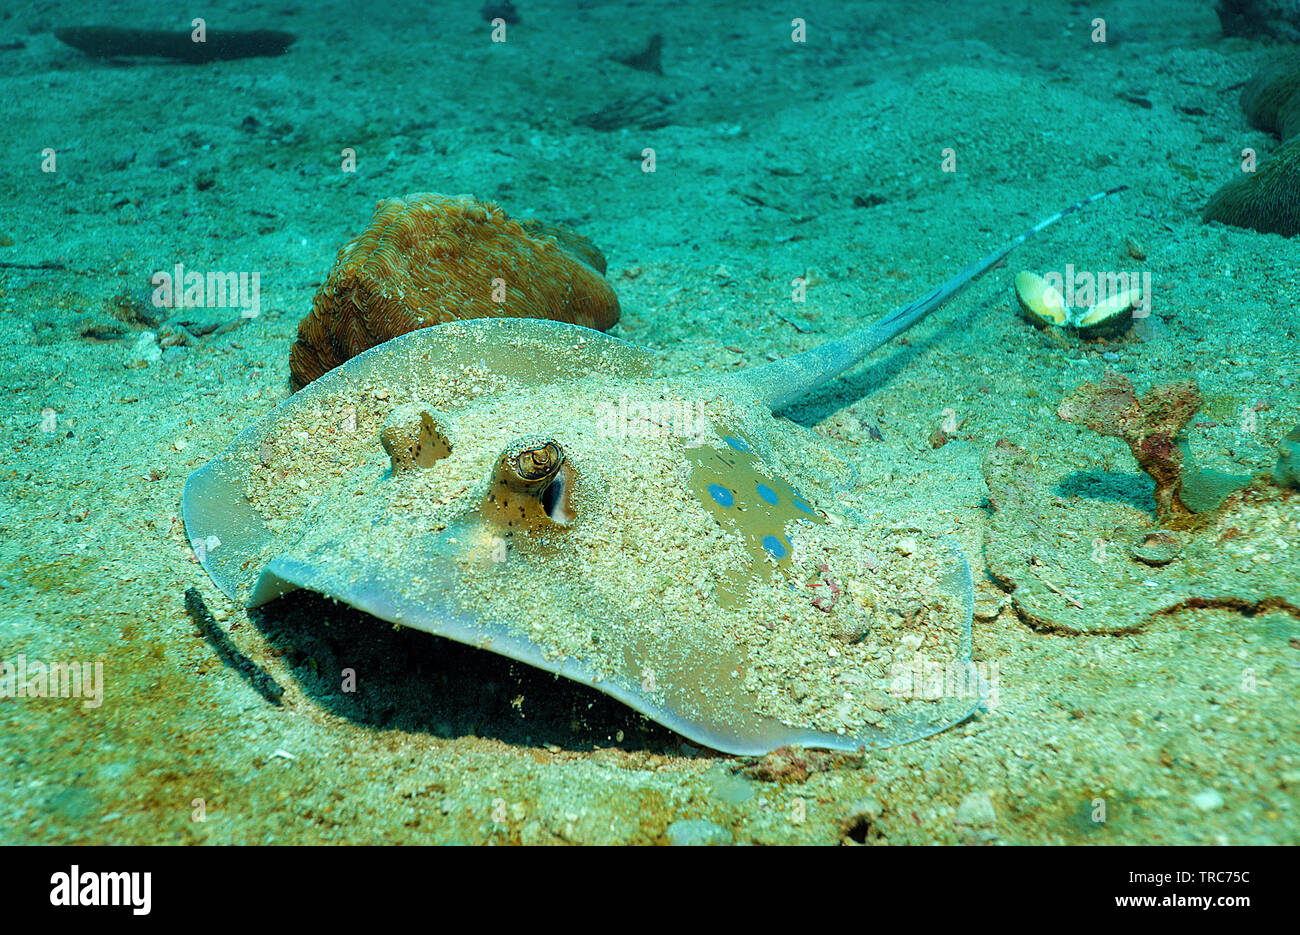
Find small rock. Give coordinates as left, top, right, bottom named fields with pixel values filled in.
left=954, top=791, right=998, bottom=827
left=665, top=818, right=732, bottom=846
left=833, top=616, right=870, bottom=644
left=158, top=322, right=197, bottom=347
left=1130, top=529, right=1181, bottom=566
left=973, top=593, right=1010, bottom=621
left=742, top=745, right=817, bottom=784
left=481, top=1, right=521, bottom=24
left=1191, top=789, right=1224, bottom=812
left=127, top=331, right=162, bottom=365
left=108, top=287, right=165, bottom=328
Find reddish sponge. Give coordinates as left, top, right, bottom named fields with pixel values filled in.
left=1058, top=370, right=1203, bottom=523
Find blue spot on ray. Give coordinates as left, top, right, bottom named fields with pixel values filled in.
left=761, top=535, right=788, bottom=559
left=707, top=484, right=735, bottom=508
left=755, top=483, right=779, bottom=505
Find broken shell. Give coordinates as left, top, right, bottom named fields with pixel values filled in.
left=1073, top=287, right=1137, bottom=338
left=1014, top=271, right=1067, bottom=327
left=1130, top=529, right=1181, bottom=566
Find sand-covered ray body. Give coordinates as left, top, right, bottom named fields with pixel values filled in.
left=184, top=189, right=1122, bottom=754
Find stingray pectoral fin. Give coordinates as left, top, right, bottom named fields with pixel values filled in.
left=856, top=542, right=987, bottom=748
left=257, top=537, right=852, bottom=756
left=243, top=516, right=799, bottom=753
left=342, top=317, right=656, bottom=386
left=182, top=454, right=292, bottom=606
left=249, top=508, right=982, bottom=754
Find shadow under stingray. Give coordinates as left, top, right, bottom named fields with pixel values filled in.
left=1057, top=469, right=1155, bottom=515
left=251, top=590, right=685, bottom=756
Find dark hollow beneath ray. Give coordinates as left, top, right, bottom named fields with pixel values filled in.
left=54, top=27, right=296, bottom=63
left=252, top=590, right=686, bottom=755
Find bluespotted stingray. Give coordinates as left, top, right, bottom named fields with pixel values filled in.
left=184, top=188, right=1123, bottom=754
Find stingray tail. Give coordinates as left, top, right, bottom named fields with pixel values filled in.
left=744, top=186, right=1128, bottom=412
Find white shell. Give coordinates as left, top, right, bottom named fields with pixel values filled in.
left=1074, top=287, right=1137, bottom=330
left=1014, top=272, right=1067, bottom=326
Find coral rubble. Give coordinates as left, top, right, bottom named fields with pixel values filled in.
left=1057, top=370, right=1202, bottom=523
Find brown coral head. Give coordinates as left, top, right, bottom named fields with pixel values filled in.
left=1239, top=51, right=1300, bottom=140
left=289, top=193, right=622, bottom=390
left=482, top=435, right=575, bottom=531
left=1202, top=136, right=1300, bottom=238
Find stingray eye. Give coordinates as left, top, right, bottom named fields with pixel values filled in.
left=511, top=439, right=563, bottom=484
left=485, top=436, right=574, bottom=530
left=381, top=404, right=451, bottom=473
